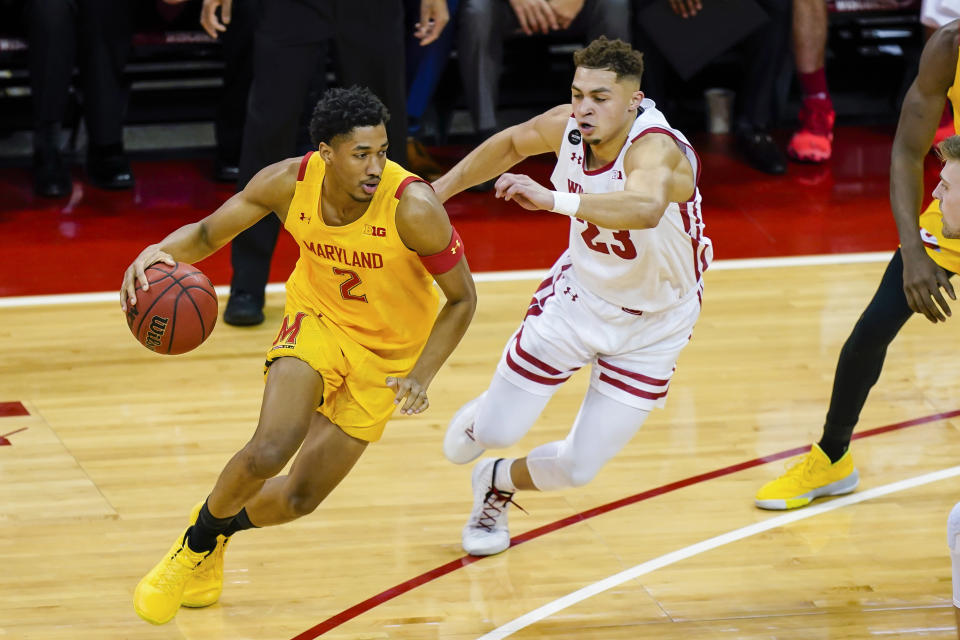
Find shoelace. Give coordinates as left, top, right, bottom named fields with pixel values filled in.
left=154, top=548, right=204, bottom=594
left=475, top=487, right=528, bottom=532
left=194, top=538, right=230, bottom=580
left=782, top=453, right=821, bottom=481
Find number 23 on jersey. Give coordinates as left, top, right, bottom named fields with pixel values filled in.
left=578, top=219, right=637, bottom=260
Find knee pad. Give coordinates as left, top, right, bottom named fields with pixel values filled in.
left=526, top=442, right=601, bottom=490
left=949, top=502, right=960, bottom=551
left=473, top=422, right=521, bottom=450
left=949, top=502, right=960, bottom=606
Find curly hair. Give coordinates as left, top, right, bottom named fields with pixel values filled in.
left=309, top=86, right=390, bottom=146
left=572, top=36, right=644, bottom=85
left=938, top=135, right=960, bottom=163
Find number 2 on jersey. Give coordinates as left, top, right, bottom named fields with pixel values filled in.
left=333, top=267, right=368, bottom=302
left=579, top=221, right=637, bottom=259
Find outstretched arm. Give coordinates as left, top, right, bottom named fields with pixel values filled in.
left=890, top=23, right=959, bottom=322
left=388, top=182, right=478, bottom=414
left=432, top=104, right=569, bottom=202
left=495, top=133, right=695, bottom=229
left=120, top=158, right=300, bottom=310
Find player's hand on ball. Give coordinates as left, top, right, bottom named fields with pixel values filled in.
left=121, top=246, right=176, bottom=311
left=386, top=376, right=429, bottom=415
left=495, top=173, right=552, bottom=211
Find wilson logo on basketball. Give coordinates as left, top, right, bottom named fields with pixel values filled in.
left=362, top=224, right=387, bottom=237
left=144, top=315, right=170, bottom=351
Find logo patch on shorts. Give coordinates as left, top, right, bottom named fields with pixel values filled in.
left=568, top=129, right=582, bottom=145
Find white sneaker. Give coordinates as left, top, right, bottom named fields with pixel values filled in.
left=461, top=458, right=521, bottom=556
left=443, top=393, right=487, bottom=464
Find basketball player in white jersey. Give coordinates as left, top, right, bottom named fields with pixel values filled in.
left=433, top=36, right=711, bottom=556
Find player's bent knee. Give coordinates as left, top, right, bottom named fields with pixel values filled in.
left=567, top=465, right=600, bottom=488
left=242, top=443, right=294, bottom=480
left=473, top=428, right=518, bottom=450
left=284, top=491, right=321, bottom=518
left=948, top=501, right=960, bottom=609
left=948, top=501, right=960, bottom=551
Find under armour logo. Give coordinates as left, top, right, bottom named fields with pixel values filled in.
left=299, top=212, right=310, bottom=223
left=562, top=287, right=578, bottom=301
left=451, top=239, right=461, bottom=255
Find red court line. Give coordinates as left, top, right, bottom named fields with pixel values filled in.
left=291, top=408, right=960, bottom=640
left=0, top=402, right=28, bottom=417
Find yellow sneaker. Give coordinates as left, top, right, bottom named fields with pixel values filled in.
left=133, top=529, right=209, bottom=624
left=182, top=502, right=230, bottom=608
left=755, top=444, right=859, bottom=510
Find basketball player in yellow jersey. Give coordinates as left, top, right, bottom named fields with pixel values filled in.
left=756, top=23, right=960, bottom=510
left=119, top=86, right=476, bottom=625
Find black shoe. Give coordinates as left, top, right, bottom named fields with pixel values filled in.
left=87, top=144, right=134, bottom=189
left=213, top=158, right=239, bottom=183
left=736, top=130, right=787, bottom=175
left=33, top=149, right=72, bottom=198
left=224, top=292, right=265, bottom=326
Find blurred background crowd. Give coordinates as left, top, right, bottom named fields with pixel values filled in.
left=0, top=0, right=954, bottom=319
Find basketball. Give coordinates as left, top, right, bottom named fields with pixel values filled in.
left=125, top=261, right=218, bottom=355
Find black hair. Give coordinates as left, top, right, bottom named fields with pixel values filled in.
left=309, top=85, right=390, bottom=146
left=573, top=36, right=644, bottom=85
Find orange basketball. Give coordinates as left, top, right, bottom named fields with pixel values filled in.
left=125, top=262, right=218, bottom=355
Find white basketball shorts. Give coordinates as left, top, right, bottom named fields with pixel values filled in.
left=495, top=251, right=701, bottom=411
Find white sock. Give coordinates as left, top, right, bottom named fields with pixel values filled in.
left=494, top=458, right=517, bottom=493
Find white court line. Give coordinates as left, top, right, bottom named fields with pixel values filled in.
left=0, top=251, right=894, bottom=309
left=477, top=464, right=960, bottom=640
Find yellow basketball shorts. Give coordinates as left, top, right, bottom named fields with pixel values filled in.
left=264, top=290, right=419, bottom=442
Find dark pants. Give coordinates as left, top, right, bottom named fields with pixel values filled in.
left=214, top=0, right=259, bottom=165
left=404, top=0, right=459, bottom=135
left=631, top=0, right=790, bottom=132
left=27, top=0, right=133, bottom=147
left=732, top=0, right=791, bottom=132
left=230, top=0, right=408, bottom=300
left=822, top=249, right=955, bottom=445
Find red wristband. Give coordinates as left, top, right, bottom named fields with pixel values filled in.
left=419, top=227, right=465, bottom=274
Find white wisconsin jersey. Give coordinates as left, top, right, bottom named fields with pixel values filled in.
left=549, top=98, right=711, bottom=312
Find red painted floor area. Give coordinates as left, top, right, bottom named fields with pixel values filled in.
left=0, top=126, right=942, bottom=298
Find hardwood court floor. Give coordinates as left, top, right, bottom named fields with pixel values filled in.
left=2, top=258, right=960, bottom=639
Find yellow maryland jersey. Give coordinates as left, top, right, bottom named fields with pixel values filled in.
left=283, top=152, right=439, bottom=355
left=919, top=37, right=960, bottom=274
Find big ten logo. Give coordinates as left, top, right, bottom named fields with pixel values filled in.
left=362, top=224, right=387, bottom=237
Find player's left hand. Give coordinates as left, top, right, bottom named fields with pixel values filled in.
left=415, top=0, right=449, bottom=46
left=387, top=376, right=430, bottom=415
left=495, top=173, right=553, bottom=211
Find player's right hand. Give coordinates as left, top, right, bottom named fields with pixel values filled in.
left=902, top=247, right=955, bottom=323
left=120, top=246, right=176, bottom=312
